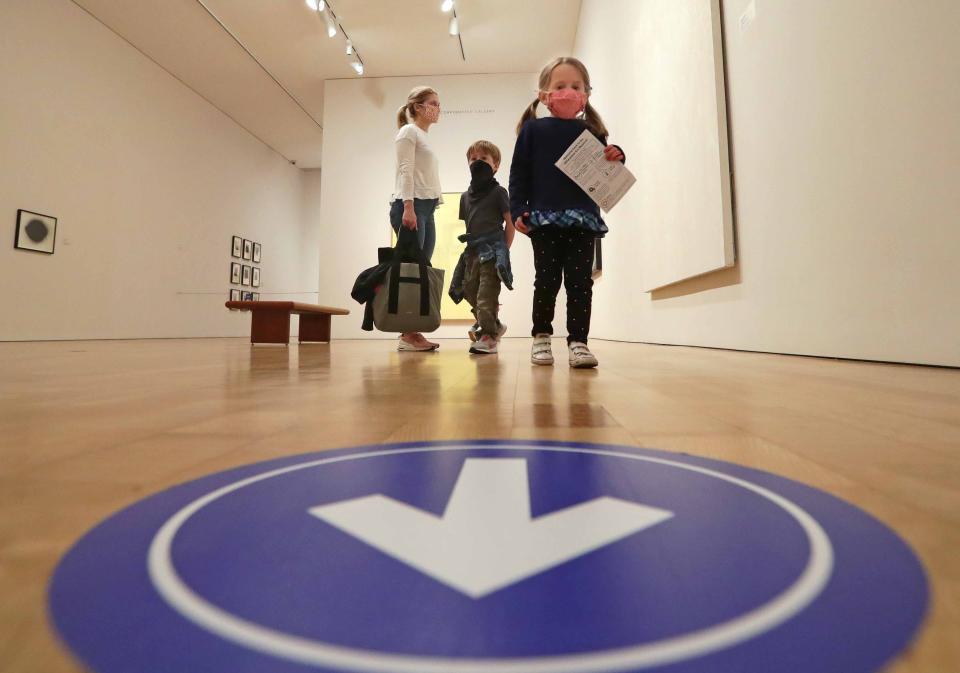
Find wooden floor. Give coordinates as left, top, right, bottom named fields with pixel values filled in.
left=1, top=337, right=958, bottom=673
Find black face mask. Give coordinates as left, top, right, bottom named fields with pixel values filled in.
left=468, top=160, right=497, bottom=196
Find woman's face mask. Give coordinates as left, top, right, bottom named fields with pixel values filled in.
left=544, top=89, right=587, bottom=119
left=417, top=102, right=441, bottom=123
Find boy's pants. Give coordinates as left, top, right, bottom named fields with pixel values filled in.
left=462, top=252, right=501, bottom=338
left=530, top=228, right=595, bottom=344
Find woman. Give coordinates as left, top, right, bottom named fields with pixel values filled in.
left=390, top=86, right=443, bottom=352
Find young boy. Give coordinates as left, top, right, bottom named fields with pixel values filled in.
left=455, top=140, right=516, bottom=354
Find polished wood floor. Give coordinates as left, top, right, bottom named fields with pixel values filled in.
left=1, top=337, right=958, bottom=673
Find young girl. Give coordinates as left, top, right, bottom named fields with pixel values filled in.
left=390, top=86, right=443, bottom=351
left=509, top=57, right=625, bottom=369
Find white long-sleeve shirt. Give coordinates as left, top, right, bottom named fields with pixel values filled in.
left=392, top=123, right=442, bottom=202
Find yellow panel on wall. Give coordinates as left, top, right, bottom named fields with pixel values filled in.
left=392, top=193, right=475, bottom=322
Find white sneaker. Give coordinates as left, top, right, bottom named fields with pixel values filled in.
left=470, top=335, right=498, bottom=354
left=397, top=334, right=437, bottom=352
left=467, top=323, right=480, bottom=342
left=568, top=341, right=598, bottom=368
left=495, top=322, right=508, bottom=340
left=531, top=334, right=554, bottom=365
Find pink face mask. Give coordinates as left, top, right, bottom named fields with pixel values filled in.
left=418, top=103, right=440, bottom=123
left=545, top=89, right=587, bottom=119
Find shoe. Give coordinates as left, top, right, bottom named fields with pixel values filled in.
left=415, top=332, right=440, bottom=349
left=531, top=334, right=554, bottom=365
left=398, top=334, right=437, bottom=352
left=470, top=335, right=498, bottom=354
left=495, top=321, right=508, bottom=340
left=467, top=323, right=480, bottom=342
left=568, top=341, right=598, bottom=368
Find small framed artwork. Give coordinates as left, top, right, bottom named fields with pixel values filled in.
left=242, top=239, right=253, bottom=260
left=229, top=289, right=241, bottom=302
left=252, top=292, right=260, bottom=301
left=253, top=242, right=262, bottom=263
left=242, top=291, right=254, bottom=301
left=241, top=265, right=252, bottom=286
left=230, top=262, right=241, bottom=284
left=252, top=267, right=261, bottom=287
left=231, top=235, right=242, bottom=258
left=15, top=209, right=57, bottom=254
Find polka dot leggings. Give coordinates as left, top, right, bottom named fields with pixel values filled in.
left=530, top=228, right=596, bottom=344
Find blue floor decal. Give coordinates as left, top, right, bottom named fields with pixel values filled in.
left=49, top=440, right=928, bottom=673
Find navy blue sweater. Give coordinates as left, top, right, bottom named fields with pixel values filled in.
left=508, top=117, right=623, bottom=221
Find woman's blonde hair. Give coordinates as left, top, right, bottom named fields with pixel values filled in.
left=397, top=86, right=439, bottom=129
left=516, top=56, right=608, bottom=139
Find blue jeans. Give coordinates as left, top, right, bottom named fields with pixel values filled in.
left=390, top=198, right=438, bottom=262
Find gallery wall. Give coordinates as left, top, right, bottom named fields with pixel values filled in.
left=0, top=0, right=321, bottom=341
left=576, top=0, right=960, bottom=366
left=318, top=73, right=545, bottom=340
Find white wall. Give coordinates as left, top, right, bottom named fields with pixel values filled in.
left=0, top=0, right=321, bottom=341
left=576, top=0, right=960, bottom=366
left=319, top=73, right=550, bottom=340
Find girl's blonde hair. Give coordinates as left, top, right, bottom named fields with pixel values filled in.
left=397, top=86, right=438, bottom=129
left=516, top=56, right=608, bottom=139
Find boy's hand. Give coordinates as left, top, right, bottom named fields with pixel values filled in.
left=504, top=212, right=517, bottom=248
left=604, top=145, right=625, bottom=162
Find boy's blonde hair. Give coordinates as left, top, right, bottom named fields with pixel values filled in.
left=466, top=140, right=501, bottom=165
left=397, top=86, right=438, bottom=129
left=516, top=56, right=609, bottom=139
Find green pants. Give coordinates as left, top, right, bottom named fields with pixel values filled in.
left=462, top=253, right=501, bottom=338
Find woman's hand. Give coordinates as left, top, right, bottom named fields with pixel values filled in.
left=604, top=145, right=625, bottom=162
left=514, top=214, right=530, bottom=235
left=401, top=202, right=418, bottom=230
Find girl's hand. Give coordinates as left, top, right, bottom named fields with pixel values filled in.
left=402, top=203, right=418, bottom=230
left=514, top=215, right=530, bottom=235
left=604, top=145, right=625, bottom=162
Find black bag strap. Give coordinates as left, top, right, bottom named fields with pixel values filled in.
left=388, top=228, right=431, bottom=316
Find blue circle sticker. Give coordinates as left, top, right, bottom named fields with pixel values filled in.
left=50, top=440, right=927, bottom=673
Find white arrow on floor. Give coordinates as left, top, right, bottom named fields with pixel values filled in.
left=308, top=458, right=674, bottom=599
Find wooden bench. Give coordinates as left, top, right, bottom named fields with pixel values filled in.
left=226, top=301, right=350, bottom=344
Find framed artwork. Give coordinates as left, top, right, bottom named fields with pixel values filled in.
left=15, top=209, right=57, bottom=254
left=242, top=239, right=253, bottom=260
left=229, top=289, right=241, bottom=302
left=230, top=262, right=241, bottom=284
left=253, top=242, right=262, bottom=263
left=252, top=292, right=260, bottom=301
left=241, top=265, right=252, bottom=286
left=242, top=291, right=254, bottom=301
left=231, top=235, right=242, bottom=258
left=252, top=267, right=261, bottom=287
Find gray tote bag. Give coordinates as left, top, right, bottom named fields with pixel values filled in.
left=372, top=232, right=444, bottom=333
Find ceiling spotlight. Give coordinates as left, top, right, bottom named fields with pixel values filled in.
left=441, top=0, right=454, bottom=12
left=305, top=0, right=318, bottom=10
left=448, top=15, right=459, bottom=36
left=350, top=59, right=364, bottom=76
left=346, top=39, right=353, bottom=55
left=323, top=11, right=337, bottom=37
left=318, top=0, right=326, bottom=9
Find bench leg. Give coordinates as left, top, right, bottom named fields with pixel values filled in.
left=299, top=313, right=332, bottom=342
left=250, top=310, right=291, bottom=344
